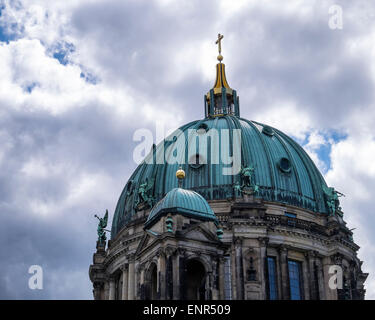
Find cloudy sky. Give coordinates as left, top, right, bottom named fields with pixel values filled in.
left=0, top=0, right=374, bottom=299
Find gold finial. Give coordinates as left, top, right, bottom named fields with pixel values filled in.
left=216, top=33, right=224, bottom=62
left=176, top=166, right=185, bottom=180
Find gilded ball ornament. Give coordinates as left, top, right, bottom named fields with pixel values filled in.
left=176, top=168, right=186, bottom=180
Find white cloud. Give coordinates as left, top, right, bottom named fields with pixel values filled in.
left=325, top=132, right=375, bottom=298
left=1, top=0, right=375, bottom=299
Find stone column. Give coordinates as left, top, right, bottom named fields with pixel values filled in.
left=234, top=237, right=244, bottom=299
left=104, top=281, right=109, bottom=300
left=134, top=262, right=140, bottom=300
left=315, top=257, right=326, bottom=300
left=210, top=259, right=219, bottom=300
left=307, top=251, right=319, bottom=300
left=207, top=271, right=213, bottom=300
left=218, top=257, right=225, bottom=299
left=157, top=248, right=166, bottom=300
left=173, top=249, right=180, bottom=300
left=178, top=248, right=187, bottom=300
left=139, top=264, right=145, bottom=300
left=165, top=248, right=174, bottom=300
left=128, top=255, right=135, bottom=300
left=258, top=237, right=269, bottom=300
left=121, top=265, right=128, bottom=300
left=231, top=244, right=237, bottom=300
left=279, top=245, right=289, bottom=300
left=93, top=282, right=104, bottom=300
left=108, top=277, right=116, bottom=300
left=302, top=258, right=310, bottom=300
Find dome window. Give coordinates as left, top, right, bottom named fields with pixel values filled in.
left=197, top=123, right=208, bottom=134
left=262, top=125, right=274, bottom=136
left=189, top=154, right=205, bottom=169
left=278, top=157, right=291, bottom=173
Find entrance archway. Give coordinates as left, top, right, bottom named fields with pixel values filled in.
left=145, top=263, right=158, bottom=300
left=185, top=259, right=206, bottom=300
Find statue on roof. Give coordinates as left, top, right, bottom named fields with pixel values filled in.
left=323, top=185, right=344, bottom=216
left=95, top=210, right=108, bottom=243
left=235, top=164, right=259, bottom=196
left=135, top=178, right=155, bottom=210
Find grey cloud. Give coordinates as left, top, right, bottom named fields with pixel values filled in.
left=1, top=0, right=375, bottom=299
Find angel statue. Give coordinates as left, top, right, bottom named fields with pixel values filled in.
left=95, top=209, right=108, bottom=243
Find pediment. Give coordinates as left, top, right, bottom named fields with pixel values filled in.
left=180, top=224, right=219, bottom=243
left=135, top=231, right=159, bottom=256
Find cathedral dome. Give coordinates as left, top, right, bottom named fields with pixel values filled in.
left=110, top=37, right=330, bottom=239
left=111, top=116, right=329, bottom=238
left=145, top=187, right=217, bottom=229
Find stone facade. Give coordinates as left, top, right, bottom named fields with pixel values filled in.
left=89, top=194, right=368, bottom=300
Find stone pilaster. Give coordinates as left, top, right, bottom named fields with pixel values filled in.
left=128, top=254, right=135, bottom=300
left=93, top=282, right=104, bottom=300
left=108, top=277, right=116, bottom=300
left=121, top=265, right=128, bottom=300
left=157, top=248, right=167, bottom=300
left=315, top=257, right=326, bottom=300
left=302, top=257, right=310, bottom=300
left=234, top=237, right=244, bottom=299
left=258, top=237, right=269, bottom=300
left=218, top=257, right=225, bottom=299
left=165, top=247, right=174, bottom=300
left=178, top=248, right=186, bottom=300
left=279, top=245, right=289, bottom=300
left=138, top=263, right=145, bottom=300
left=230, top=244, right=237, bottom=300
left=173, top=249, right=180, bottom=300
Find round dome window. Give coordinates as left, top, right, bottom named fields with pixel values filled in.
left=262, top=125, right=274, bottom=136
left=278, top=157, right=291, bottom=173
left=189, top=154, right=205, bottom=169
left=197, top=123, right=208, bottom=134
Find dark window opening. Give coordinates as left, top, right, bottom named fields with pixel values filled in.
left=266, top=257, right=278, bottom=300
left=288, top=260, right=303, bottom=300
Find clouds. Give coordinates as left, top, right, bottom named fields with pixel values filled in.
left=0, top=0, right=374, bottom=299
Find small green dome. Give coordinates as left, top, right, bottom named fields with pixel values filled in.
left=145, top=188, right=217, bottom=229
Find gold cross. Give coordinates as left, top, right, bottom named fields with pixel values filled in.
left=215, top=33, right=224, bottom=55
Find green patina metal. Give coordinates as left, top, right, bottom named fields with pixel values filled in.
left=111, top=115, right=333, bottom=238
left=144, top=188, right=218, bottom=229
left=95, top=210, right=108, bottom=243
left=110, top=57, right=337, bottom=239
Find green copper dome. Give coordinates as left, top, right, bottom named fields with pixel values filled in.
left=145, top=188, right=217, bottom=229
left=111, top=115, right=329, bottom=238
